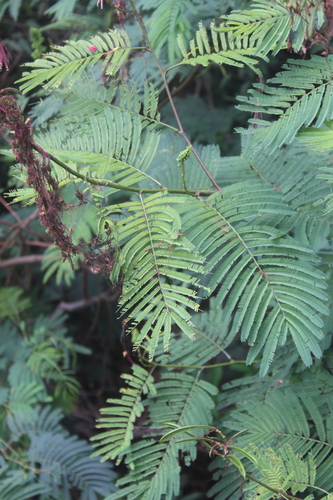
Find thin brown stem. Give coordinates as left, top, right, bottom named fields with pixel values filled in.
left=127, top=0, right=222, bottom=191
left=0, top=254, right=45, bottom=268
left=0, top=218, right=50, bottom=242
left=157, top=66, right=200, bottom=110
left=0, top=195, right=21, bottom=223
left=245, top=473, right=303, bottom=500
left=0, top=240, right=50, bottom=247
left=54, top=290, right=119, bottom=313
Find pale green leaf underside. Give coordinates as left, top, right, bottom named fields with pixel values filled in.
left=179, top=181, right=329, bottom=375
left=35, top=106, right=163, bottom=191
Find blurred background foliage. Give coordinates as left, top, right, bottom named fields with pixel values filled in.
left=0, top=0, right=311, bottom=498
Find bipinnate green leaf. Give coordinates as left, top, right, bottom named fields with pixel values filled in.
left=103, top=191, right=207, bottom=359
left=17, top=30, right=131, bottom=93
left=179, top=181, right=329, bottom=375
left=91, top=365, right=156, bottom=464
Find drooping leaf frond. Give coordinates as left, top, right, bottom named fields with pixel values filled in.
left=155, top=303, right=234, bottom=368
left=45, top=0, right=78, bottom=21
left=145, top=137, right=222, bottom=192
left=0, top=286, right=31, bottom=321
left=107, top=439, right=181, bottom=500
left=94, top=371, right=217, bottom=499
left=141, top=0, right=198, bottom=64
left=149, top=371, right=217, bottom=462
left=59, top=79, right=161, bottom=129
left=0, top=471, right=49, bottom=500
left=237, top=55, right=333, bottom=151
left=91, top=365, right=156, bottom=463
left=235, top=136, right=333, bottom=249
left=137, top=0, right=222, bottom=66
left=179, top=181, right=329, bottom=375
left=26, top=342, right=81, bottom=399
left=209, top=445, right=317, bottom=499
left=28, top=432, right=117, bottom=500
left=2, top=312, right=89, bottom=418
left=7, top=405, right=63, bottom=442
left=6, top=382, right=46, bottom=418
left=17, top=30, right=131, bottom=93
left=219, top=0, right=324, bottom=56
left=33, top=89, right=163, bottom=193
left=178, top=21, right=264, bottom=74
left=211, top=376, right=333, bottom=499
left=299, top=120, right=333, bottom=153
left=102, top=191, right=207, bottom=358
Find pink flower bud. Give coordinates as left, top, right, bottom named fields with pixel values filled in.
left=88, top=45, right=97, bottom=52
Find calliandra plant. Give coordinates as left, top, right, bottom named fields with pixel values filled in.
left=2, top=0, right=333, bottom=499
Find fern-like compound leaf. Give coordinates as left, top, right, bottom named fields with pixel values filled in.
left=149, top=371, right=217, bottom=462
left=103, top=191, right=207, bottom=359
left=178, top=22, right=264, bottom=75
left=100, top=371, right=217, bottom=499
left=0, top=472, right=49, bottom=500
left=91, top=365, right=156, bottom=463
left=155, top=303, right=234, bottom=367
left=212, top=378, right=333, bottom=499
left=219, top=0, right=324, bottom=56
left=180, top=181, right=329, bottom=375
left=28, top=432, right=117, bottom=500
left=237, top=55, right=333, bottom=151
left=107, top=439, right=181, bottom=500
left=17, top=30, right=131, bottom=93
left=33, top=84, right=163, bottom=194
left=216, top=136, right=333, bottom=250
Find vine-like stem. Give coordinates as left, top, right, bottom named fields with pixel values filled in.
left=245, top=473, right=303, bottom=500
left=31, top=143, right=216, bottom=196
left=140, top=356, right=250, bottom=370
left=162, top=426, right=303, bottom=500
left=126, top=0, right=222, bottom=191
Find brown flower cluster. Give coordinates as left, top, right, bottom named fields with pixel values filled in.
left=0, top=91, right=117, bottom=279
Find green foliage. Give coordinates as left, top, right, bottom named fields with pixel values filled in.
left=219, top=0, right=324, bottom=55
left=92, top=366, right=217, bottom=498
left=209, top=367, right=333, bottom=498
left=91, top=365, right=156, bottom=462
left=4, top=0, right=333, bottom=498
left=237, top=56, right=333, bottom=151
left=101, top=191, right=207, bottom=358
left=0, top=286, right=31, bottom=322
left=17, top=30, right=131, bottom=93
left=0, top=312, right=116, bottom=500
left=178, top=21, right=265, bottom=75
